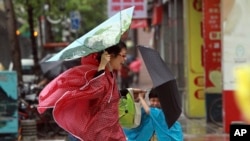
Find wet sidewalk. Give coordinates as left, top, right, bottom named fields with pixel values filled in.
left=38, top=118, right=229, bottom=141
left=36, top=103, right=230, bottom=141
left=179, top=115, right=229, bottom=141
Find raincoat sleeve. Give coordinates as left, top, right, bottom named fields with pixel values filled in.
left=150, top=108, right=183, bottom=141
left=37, top=65, right=108, bottom=114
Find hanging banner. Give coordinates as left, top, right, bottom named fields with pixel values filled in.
left=184, top=0, right=205, bottom=118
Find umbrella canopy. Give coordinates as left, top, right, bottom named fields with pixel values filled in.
left=39, top=54, right=81, bottom=80
left=48, top=6, right=134, bottom=61
left=138, top=45, right=182, bottom=128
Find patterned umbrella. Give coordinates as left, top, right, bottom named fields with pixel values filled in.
left=48, top=6, right=134, bottom=61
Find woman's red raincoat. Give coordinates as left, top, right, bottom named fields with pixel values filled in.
left=37, top=54, right=126, bottom=141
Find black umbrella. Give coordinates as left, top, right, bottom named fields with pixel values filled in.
left=138, top=45, right=182, bottom=128
left=39, top=54, right=81, bottom=80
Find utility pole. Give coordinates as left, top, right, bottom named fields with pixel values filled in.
left=4, top=0, right=22, bottom=82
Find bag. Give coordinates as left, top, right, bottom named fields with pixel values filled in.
left=119, top=88, right=141, bottom=129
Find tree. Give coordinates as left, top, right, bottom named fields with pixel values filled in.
left=14, top=0, right=107, bottom=42
left=11, top=0, right=107, bottom=77
left=14, top=0, right=45, bottom=75
left=42, top=0, right=107, bottom=40
left=4, top=0, right=22, bottom=82
left=2, top=0, right=107, bottom=82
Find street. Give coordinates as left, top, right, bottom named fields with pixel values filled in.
left=0, top=0, right=248, bottom=141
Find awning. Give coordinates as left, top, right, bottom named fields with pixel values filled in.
left=43, top=42, right=69, bottom=48
left=130, top=19, right=148, bottom=29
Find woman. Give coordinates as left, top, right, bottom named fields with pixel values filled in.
left=37, top=41, right=144, bottom=141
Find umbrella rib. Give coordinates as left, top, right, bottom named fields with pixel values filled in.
left=120, top=10, right=122, bottom=36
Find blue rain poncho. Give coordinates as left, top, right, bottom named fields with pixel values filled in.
left=123, top=107, right=183, bottom=141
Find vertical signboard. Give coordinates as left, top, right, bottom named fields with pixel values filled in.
left=222, top=0, right=250, bottom=133
left=203, top=0, right=222, bottom=123
left=0, top=71, right=18, bottom=138
left=184, top=0, right=205, bottom=118
left=203, top=0, right=221, bottom=93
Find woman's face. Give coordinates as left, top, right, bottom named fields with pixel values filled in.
left=109, top=48, right=127, bottom=71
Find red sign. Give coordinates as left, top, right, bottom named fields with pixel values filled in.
left=152, top=4, right=163, bottom=25
left=203, top=0, right=221, bottom=88
left=130, top=19, right=148, bottom=29
left=108, top=0, right=147, bottom=19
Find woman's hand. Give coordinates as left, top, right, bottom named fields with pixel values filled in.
left=98, top=51, right=110, bottom=71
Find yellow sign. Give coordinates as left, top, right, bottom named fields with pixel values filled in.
left=184, top=0, right=205, bottom=118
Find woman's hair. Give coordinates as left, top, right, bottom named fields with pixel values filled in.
left=149, top=88, right=158, bottom=99
left=96, top=41, right=127, bottom=62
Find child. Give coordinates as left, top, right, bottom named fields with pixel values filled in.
left=123, top=88, right=183, bottom=141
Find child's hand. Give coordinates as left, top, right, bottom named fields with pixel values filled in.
left=138, top=92, right=145, bottom=99
left=134, top=92, right=145, bottom=102
left=132, top=88, right=146, bottom=100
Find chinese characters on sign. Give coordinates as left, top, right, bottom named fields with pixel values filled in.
left=108, top=0, right=147, bottom=18
left=203, top=0, right=221, bottom=91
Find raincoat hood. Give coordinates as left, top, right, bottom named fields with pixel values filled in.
left=81, top=53, right=99, bottom=66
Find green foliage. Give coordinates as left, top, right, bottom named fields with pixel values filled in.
left=66, top=0, right=108, bottom=34
left=14, top=0, right=44, bottom=31
left=13, top=0, right=107, bottom=41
